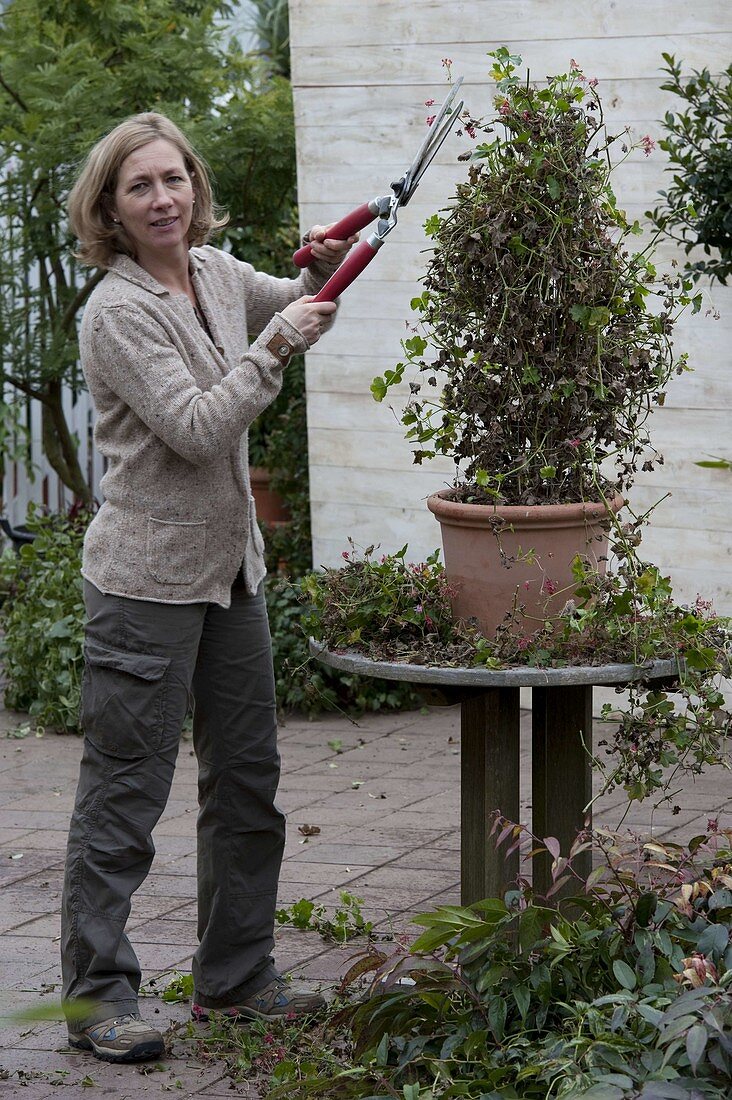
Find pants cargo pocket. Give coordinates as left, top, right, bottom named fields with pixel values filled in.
left=80, top=640, right=171, bottom=759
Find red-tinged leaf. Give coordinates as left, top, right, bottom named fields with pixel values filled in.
left=496, top=823, right=515, bottom=849
left=551, top=856, right=568, bottom=880
left=545, top=874, right=572, bottom=897
left=505, top=837, right=524, bottom=857
left=338, top=950, right=388, bottom=992
left=568, top=840, right=593, bottom=859
left=585, top=866, right=607, bottom=891
left=543, top=836, right=561, bottom=860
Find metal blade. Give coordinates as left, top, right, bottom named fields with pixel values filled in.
left=399, top=76, right=465, bottom=205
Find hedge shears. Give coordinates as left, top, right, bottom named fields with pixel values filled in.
left=293, top=77, right=464, bottom=302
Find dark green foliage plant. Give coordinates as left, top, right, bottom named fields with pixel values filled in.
left=0, top=505, right=86, bottom=733
left=648, top=55, right=732, bottom=285
left=265, top=826, right=732, bottom=1099
left=0, top=0, right=296, bottom=500
left=0, top=509, right=416, bottom=728
left=373, top=49, right=700, bottom=506
left=303, top=527, right=731, bottom=803
left=266, top=575, right=418, bottom=717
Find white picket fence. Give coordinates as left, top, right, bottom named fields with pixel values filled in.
left=1, top=386, right=104, bottom=530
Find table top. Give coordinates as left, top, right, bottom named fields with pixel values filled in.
left=309, top=640, right=684, bottom=688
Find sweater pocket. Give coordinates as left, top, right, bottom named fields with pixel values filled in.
left=146, top=517, right=207, bottom=585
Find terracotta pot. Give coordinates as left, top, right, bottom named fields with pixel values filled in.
left=249, top=467, right=290, bottom=526
left=427, top=491, right=624, bottom=637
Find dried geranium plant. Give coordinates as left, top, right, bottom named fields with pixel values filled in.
left=373, top=48, right=702, bottom=505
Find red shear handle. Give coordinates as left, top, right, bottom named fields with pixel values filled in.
left=293, top=202, right=378, bottom=267
left=313, top=238, right=381, bottom=302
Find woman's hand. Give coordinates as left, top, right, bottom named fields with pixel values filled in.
left=280, top=296, right=338, bottom=345
left=305, top=223, right=359, bottom=264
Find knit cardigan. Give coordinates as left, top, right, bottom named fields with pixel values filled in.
left=79, top=245, right=336, bottom=607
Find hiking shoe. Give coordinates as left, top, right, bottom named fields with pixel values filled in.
left=191, top=975, right=326, bottom=1023
left=68, top=1013, right=164, bottom=1063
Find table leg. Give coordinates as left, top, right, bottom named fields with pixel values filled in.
left=532, top=685, right=593, bottom=898
left=461, top=687, right=520, bottom=905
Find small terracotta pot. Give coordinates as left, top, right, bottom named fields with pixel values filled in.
left=249, top=467, right=290, bottom=526
left=427, top=490, right=624, bottom=638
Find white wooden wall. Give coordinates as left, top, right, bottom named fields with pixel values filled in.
left=290, top=0, right=732, bottom=616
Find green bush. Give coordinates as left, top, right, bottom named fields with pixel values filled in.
left=266, top=576, right=419, bottom=717
left=0, top=509, right=416, bottom=730
left=268, top=827, right=732, bottom=1100
left=0, top=507, right=86, bottom=734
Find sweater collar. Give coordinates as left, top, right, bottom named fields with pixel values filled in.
left=108, top=248, right=208, bottom=295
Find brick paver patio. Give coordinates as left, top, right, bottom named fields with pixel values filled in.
left=1, top=701, right=729, bottom=1097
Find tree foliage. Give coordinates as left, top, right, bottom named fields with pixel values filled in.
left=648, top=54, right=732, bottom=285
left=0, top=0, right=297, bottom=501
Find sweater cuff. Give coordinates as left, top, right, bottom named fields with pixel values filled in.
left=256, top=314, right=309, bottom=368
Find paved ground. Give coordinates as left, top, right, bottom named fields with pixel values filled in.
left=0, top=701, right=729, bottom=1098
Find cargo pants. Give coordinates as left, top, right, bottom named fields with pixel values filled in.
left=61, top=575, right=285, bottom=1029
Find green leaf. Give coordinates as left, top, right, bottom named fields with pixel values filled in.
left=685, top=1024, right=708, bottom=1074
left=512, top=983, right=530, bottom=1020
left=635, top=892, right=657, bottom=928
left=612, top=959, right=637, bottom=990
left=518, top=906, right=546, bottom=954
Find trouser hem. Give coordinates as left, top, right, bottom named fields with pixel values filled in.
left=193, top=961, right=278, bottom=1009
left=65, top=998, right=141, bottom=1032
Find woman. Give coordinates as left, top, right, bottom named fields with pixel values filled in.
left=61, top=112, right=355, bottom=1064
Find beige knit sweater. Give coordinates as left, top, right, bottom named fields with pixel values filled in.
left=79, top=245, right=336, bottom=606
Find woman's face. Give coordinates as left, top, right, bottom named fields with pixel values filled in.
left=111, top=138, right=195, bottom=265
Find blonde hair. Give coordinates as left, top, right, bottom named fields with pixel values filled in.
left=68, top=112, right=228, bottom=268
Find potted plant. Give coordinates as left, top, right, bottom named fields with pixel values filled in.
left=373, top=49, right=700, bottom=636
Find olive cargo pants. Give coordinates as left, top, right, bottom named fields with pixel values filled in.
left=61, top=577, right=285, bottom=1028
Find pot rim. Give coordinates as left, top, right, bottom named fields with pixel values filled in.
left=426, top=489, right=624, bottom=529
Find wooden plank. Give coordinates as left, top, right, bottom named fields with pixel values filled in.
left=309, top=463, right=455, bottom=510
left=628, top=484, right=732, bottom=534
left=290, top=0, right=729, bottom=49
left=294, top=77, right=716, bottom=129
left=461, top=688, right=522, bottom=903
left=291, top=36, right=731, bottom=88
left=308, top=425, right=453, bottom=472
left=296, top=156, right=673, bottom=206
left=531, top=686, right=593, bottom=898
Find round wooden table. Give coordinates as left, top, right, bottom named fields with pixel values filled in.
left=310, top=642, right=683, bottom=903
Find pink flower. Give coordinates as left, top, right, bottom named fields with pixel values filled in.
left=707, top=817, right=719, bottom=833
left=541, top=578, right=558, bottom=596
left=415, top=603, right=423, bottom=613
left=424, top=98, right=435, bottom=106
left=570, top=58, right=580, bottom=70
left=522, top=110, right=532, bottom=120
left=499, top=101, right=510, bottom=116
left=465, top=123, right=476, bottom=139
left=568, top=437, right=582, bottom=448
left=341, top=551, right=349, bottom=559
left=426, top=115, right=436, bottom=126
left=518, top=635, right=533, bottom=651
left=441, top=57, right=453, bottom=67
left=588, top=77, right=599, bottom=88
left=641, top=134, right=656, bottom=157
left=523, top=581, right=531, bottom=590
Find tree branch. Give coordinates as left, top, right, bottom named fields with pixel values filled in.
left=0, top=68, right=28, bottom=112
left=2, top=374, right=46, bottom=402
left=59, top=270, right=105, bottom=334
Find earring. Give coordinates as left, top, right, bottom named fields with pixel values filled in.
left=112, top=218, right=120, bottom=224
